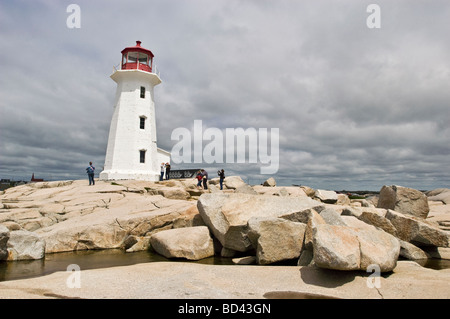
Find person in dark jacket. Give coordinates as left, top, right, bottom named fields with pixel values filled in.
left=86, top=162, right=95, bottom=185
left=165, top=162, right=171, bottom=180
left=201, top=169, right=208, bottom=190
left=218, top=169, right=225, bottom=190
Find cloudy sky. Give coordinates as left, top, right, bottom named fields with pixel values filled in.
left=0, top=0, right=449, bottom=191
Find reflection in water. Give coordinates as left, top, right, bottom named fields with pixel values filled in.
left=0, top=249, right=233, bottom=282
left=414, top=258, right=450, bottom=270
left=0, top=249, right=448, bottom=282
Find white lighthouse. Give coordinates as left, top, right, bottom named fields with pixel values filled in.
left=100, top=41, right=170, bottom=181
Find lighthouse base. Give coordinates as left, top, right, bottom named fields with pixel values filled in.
left=99, top=170, right=160, bottom=182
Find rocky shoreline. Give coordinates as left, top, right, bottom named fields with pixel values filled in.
left=0, top=177, right=449, bottom=298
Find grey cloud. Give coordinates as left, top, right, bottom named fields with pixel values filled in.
left=0, top=0, right=449, bottom=190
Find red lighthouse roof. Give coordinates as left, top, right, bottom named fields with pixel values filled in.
left=121, top=41, right=154, bottom=72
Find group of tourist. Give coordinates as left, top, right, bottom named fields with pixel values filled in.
left=160, top=162, right=171, bottom=181
left=86, top=161, right=225, bottom=190
left=196, top=169, right=225, bottom=190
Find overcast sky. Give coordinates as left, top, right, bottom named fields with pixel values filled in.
left=0, top=0, right=449, bottom=191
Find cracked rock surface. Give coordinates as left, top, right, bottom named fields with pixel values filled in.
left=0, top=179, right=200, bottom=253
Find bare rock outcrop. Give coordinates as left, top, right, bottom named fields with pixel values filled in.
left=197, top=193, right=324, bottom=252
left=378, top=185, right=430, bottom=219
left=312, top=223, right=400, bottom=272
left=247, top=217, right=306, bottom=264
left=150, top=226, right=214, bottom=260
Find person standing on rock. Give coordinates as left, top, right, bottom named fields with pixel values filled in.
left=165, top=162, right=171, bottom=180
left=160, top=163, right=165, bottom=181
left=195, top=170, right=203, bottom=189
left=201, top=169, right=208, bottom=190
left=86, top=162, right=95, bottom=185
left=218, top=169, right=225, bottom=190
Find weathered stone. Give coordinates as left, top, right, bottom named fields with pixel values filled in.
left=125, top=236, right=151, bottom=253
left=232, top=256, right=256, bottom=265
left=351, top=226, right=400, bottom=272
left=263, top=177, right=276, bottom=187
left=399, top=240, right=428, bottom=260
left=304, top=210, right=326, bottom=250
left=351, top=199, right=372, bottom=207
left=247, top=217, right=306, bottom=265
left=378, top=185, right=429, bottom=219
left=173, top=205, right=206, bottom=229
left=234, top=184, right=258, bottom=195
left=0, top=225, right=9, bottom=260
left=224, top=176, right=247, bottom=190
left=252, top=185, right=308, bottom=197
left=147, top=187, right=190, bottom=200
left=197, top=193, right=324, bottom=252
left=312, top=224, right=400, bottom=272
left=220, top=247, right=237, bottom=258
left=342, top=207, right=387, bottom=218
left=301, top=186, right=316, bottom=198
left=1, top=221, right=22, bottom=231
left=297, top=249, right=314, bottom=266
left=3, top=180, right=195, bottom=254
left=385, top=209, right=449, bottom=247
left=150, top=226, right=214, bottom=261
left=319, top=208, right=346, bottom=226
left=314, top=189, right=338, bottom=204
left=6, top=230, right=45, bottom=260
left=336, top=194, right=351, bottom=206
left=121, top=235, right=138, bottom=250
left=426, top=188, right=450, bottom=205
left=357, top=211, right=398, bottom=236
left=313, top=224, right=361, bottom=271
left=422, top=247, right=450, bottom=260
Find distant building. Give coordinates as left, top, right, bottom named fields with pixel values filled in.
left=30, top=173, right=44, bottom=182
left=0, top=179, right=27, bottom=191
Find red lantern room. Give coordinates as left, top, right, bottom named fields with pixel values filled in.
left=121, top=40, right=154, bottom=73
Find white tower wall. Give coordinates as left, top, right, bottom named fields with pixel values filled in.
left=100, top=69, right=163, bottom=181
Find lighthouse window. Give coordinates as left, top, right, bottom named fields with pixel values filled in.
left=139, top=150, right=146, bottom=163
left=139, top=54, right=149, bottom=65
left=140, top=117, right=146, bottom=129
left=128, top=53, right=138, bottom=63
left=140, top=86, right=145, bottom=98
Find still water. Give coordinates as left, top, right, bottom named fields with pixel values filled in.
left=0, top=249, right=233, bottom=282
left=0, top=249, right=448, bottom=282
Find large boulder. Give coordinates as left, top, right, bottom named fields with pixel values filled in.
left=150, top=226, right=214, bottom=260
left=426, top=188, right=450, bottom=205
left=313, top=224, right=361, bottom=271
left=304, top=210, right=326, bottom=250
left=247, top=217, right=306, bottom=265
left=399, top=240, right=428, bottom=260
left=357, top=210, right=398, bottom=236
left=319, top=208, right=346, bottom=226
left=252, top=185, right=308, bottom=197
left=351, top=226, right=400, bottom=272
left=224, top=176, right=247, bottom=190
left=263, top=177, right=276, bottom=187
left=197, top=193, right=324, bottom=252
left=385, top=209, right=449, bottom=247
left=6, top=230, right=45, bottom=260
left=0, top=225, right=9, bottom=260
left=314, top=189, right=338, bottom=204
left=312, top=224, right=400, bottom=272
left=377, top=185, right=430, bottom=219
